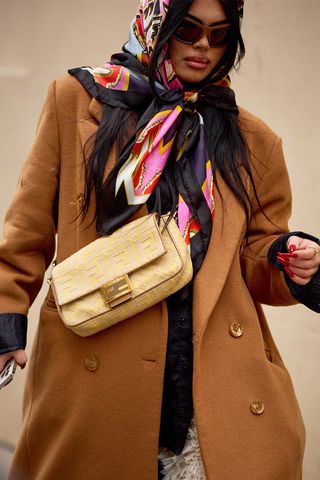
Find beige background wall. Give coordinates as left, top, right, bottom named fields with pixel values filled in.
left=0, top=0, right=319, bottom=478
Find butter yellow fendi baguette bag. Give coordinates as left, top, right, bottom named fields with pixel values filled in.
left=50, top=213, right=193, bottom=337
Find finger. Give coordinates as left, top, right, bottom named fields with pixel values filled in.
left=283, top=257, right=320, bottom=269
left=308, top=246, right=320, bottom=260
left=284, top=268, right=312, bottom=285
left=287, top=265, right=319, bottom=278
left=280, top=248, right=320, bottom=262
left=13, top=350, right=28, bottom=369
left=277, top=252, right=298, bottom=259
left=286, top=236, right=304, bottom=252
left=289, top=276, right=312, bottom=286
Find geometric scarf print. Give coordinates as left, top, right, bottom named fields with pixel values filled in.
left=113, top=89, right=221, bottom=248
left=69, top=0, right=242, bottom=269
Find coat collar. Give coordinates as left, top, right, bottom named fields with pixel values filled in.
left=89, top=97, right=103, bottom=122
left=77, top=98, right=102, bottom=157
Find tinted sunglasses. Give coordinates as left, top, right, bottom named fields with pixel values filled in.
left=173, top=17, right=232, bottom=48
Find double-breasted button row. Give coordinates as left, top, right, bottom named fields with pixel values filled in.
left=228, top=324, right=264, bottom=414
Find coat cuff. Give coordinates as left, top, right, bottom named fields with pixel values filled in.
left=268, top=231, right=320, bottom=313
left=0, top=313, right=28, bottom=354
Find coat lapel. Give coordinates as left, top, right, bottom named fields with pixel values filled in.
left=77, top=98, right=116, bottom=181
left=77, top=97, right=102, bottom=152
left=192, top=177, right=246, bottom=343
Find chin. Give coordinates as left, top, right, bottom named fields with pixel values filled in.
left=175, top=67, right=211, bottom=85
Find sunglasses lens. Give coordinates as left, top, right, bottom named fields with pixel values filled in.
left=209, top=26, right=230, bottom=47
left=174, top=20, right=232, bottom=47
left=174, top=21, right=203, bottom=44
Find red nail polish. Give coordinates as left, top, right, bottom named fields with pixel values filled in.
left=277, top=256, right=289, bottom=267
left=277, top=254, right=290, bottom=261
left=284, top=267, right=295, bottom=278
left=289, top=245, right=297, bottom=253
left=278, top=252, right=298, bottom=258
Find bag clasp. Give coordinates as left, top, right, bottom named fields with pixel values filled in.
left=100, top=274, right=133, bottom=308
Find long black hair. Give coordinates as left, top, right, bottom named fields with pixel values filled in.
left=81, top=0, right=259, bottom=228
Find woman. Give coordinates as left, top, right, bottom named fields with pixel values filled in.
left=0, top=0, right=319, bottom=479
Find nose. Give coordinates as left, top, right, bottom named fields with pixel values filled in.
left=193, top=32, right=210, bottom=50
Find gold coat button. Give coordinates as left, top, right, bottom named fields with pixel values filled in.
left=250, top=400, right=265, bottom=415
left=84, top=354, right=98, bottom=372
left=229, top=322, right=244, bottom=338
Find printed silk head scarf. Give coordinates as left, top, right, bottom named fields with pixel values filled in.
left=69, top=0, right=244, bottom=274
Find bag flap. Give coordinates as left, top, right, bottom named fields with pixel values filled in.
left=51, top=214, right=166, bottom=306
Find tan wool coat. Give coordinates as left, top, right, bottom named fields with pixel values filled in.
left=0, top=76, right=305, bottom=480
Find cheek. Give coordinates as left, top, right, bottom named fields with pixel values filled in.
left=208, top=46, right=227, bottom=66
left=168, top=39, right=186, bottom=67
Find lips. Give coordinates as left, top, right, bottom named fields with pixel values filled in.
left=184, top=55, right=210, bottom=70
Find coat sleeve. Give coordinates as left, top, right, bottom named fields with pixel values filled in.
left=0, top=81, right=59, bottom=353
left=240, top=135, right=298, bottom=306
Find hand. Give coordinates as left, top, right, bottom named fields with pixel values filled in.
left=276, top=236, right=320, bottom=286
left=0, top=349, right=28, bottom=373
